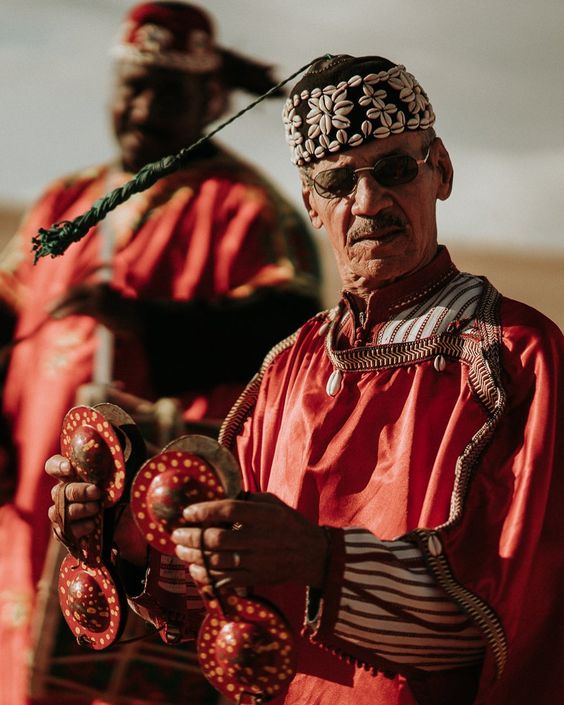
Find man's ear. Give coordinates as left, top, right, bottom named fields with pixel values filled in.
left=432, top=138, right=454, bottom=201
left=301, top=183, right=323, bottom=230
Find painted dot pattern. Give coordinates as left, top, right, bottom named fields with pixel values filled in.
left=60, top=406, right=126, bottom=506
left=131, top=451, right=226, bottom=556
left=58, top=553, right=122, bottom=650
left=58, top=406, right=129, bottom=649
left=197, top=597, right=296, bottom=702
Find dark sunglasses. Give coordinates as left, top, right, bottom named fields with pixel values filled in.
left=309, top=143, right=433, bottom=199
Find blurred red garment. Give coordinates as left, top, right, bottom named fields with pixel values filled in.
left=0, top=146, right=319, bottom=705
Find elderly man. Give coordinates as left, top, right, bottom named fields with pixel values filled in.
left=0, top=3, right=320, bottom=704
left=48, top=55, right=563, bottom=705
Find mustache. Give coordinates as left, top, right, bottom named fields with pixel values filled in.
left=348, top=214, right=407, bottom=243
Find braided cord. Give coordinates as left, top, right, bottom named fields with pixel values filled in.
left=32, top=56, right=331, bottom=262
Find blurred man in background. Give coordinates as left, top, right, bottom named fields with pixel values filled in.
left=0, top=3, right=320, bottom=703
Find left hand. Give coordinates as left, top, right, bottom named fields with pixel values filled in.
left=171, top=493, right=329, bottom=589
left=46, top=454, right=147, bottom=566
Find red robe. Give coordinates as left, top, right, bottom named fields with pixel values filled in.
left=0, top=146, right=318, bottom=705
left=220, top=247, right=564, bottom=705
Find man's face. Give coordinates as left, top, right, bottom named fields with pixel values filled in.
left=111, top=62, right=211, bottom=172
left=302, top=132, right=453, bottom=296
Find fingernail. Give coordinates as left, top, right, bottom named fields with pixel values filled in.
left=188, top=563, right=204, bottom=581
left=171, top=529, right=183, bottom=542
left=86, top=484, right=102, bottom=498
left=59, top=458, right=71, bottom=473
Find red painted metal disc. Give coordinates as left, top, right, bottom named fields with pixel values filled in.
left=58, top=552, right=125, bottom=650
left=60, top=406, right=127, bottom=506
left=197, top=596, right=296, bottom=702
left=130, top=450, right=226, bottom=555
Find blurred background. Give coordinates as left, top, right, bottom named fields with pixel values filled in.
left=1, top=0, right=562, bottom=325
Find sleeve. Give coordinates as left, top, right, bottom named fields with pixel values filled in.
left=305, top=527, right=485, bottom=673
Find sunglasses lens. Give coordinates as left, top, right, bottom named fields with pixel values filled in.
left=374, top=155, right=419, bottom=186
left=313, top=167, right=356, bottom=198
left=312, top=154, right=421, bottom=198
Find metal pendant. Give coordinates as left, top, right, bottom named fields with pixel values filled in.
left=326, top=368, right=343, bottom=397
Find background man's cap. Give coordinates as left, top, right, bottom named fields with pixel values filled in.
left=283, top=54, right=436, bottom=166
left=112, top=1, right=221, bottom=74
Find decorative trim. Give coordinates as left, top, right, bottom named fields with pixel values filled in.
left=322, top=280, right=508, bottom=676
left=112, top=24, right=221, bottom=74
left=411, top=529, right=508, bottom=677
left=112, top=44, right=221, bottom=73
left=407, top=281, right=508, bottom=676
left=326, top=328, right=473, bottom=372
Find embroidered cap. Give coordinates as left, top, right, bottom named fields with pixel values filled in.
left=112, top=1, right=221, bottom=74
left=283, top=54, right=436, bottom=166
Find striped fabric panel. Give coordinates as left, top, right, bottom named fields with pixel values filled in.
left=376, top=272, right=484, bottom=344
left=157, top=554, right=203, bottom=608
left=334, top=529, right=485, bottom=671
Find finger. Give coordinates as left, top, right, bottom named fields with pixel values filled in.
left=188, top=563, right=253, bottom=588
left=172, top=526, right=242, bottom=551
left=64, top=482, right=102, bottom=502
left=67, top=501, right=101, bottom=522
left=48, top=504, right=97, bottom=540
left=182, top=495, right=292, bottom=527
left=45, top=455, right=72, bottom=479
left=246, top=492, right=287, bottom=508
left=48, top=505, right=59, bottom=524
left=183, top=499, right=256, bottom=525
left=67, top=518, right=97, bottom=540
left=174, top=545, right=245, bottom=570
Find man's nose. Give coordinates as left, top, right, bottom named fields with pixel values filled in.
left=350, top=173, right=393, bottom=217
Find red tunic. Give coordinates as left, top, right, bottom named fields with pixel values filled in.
left=0, top=147, right=318, bottom=705
left=220, top=247, right=564, bottom=705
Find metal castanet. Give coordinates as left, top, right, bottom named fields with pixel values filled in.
left=57, top=404, right=145, bottom=650
left=130, top=436, right=297, bottom=703
left=197, top=589, right=296, bottom=704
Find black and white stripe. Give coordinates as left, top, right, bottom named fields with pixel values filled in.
left=376, top=272, right=483, bottom=344
left=334, top=529, right=485, bottom=671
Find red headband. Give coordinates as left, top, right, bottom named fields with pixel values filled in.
left=112, top=2, right=221, bottom=73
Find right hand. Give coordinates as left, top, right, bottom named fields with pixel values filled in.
left=47, top=454, right=102, bottom=540
left=46, top=454, right=147, bottom=566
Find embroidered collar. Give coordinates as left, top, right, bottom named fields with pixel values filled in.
left=341, top=246, right=458, bottom=329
